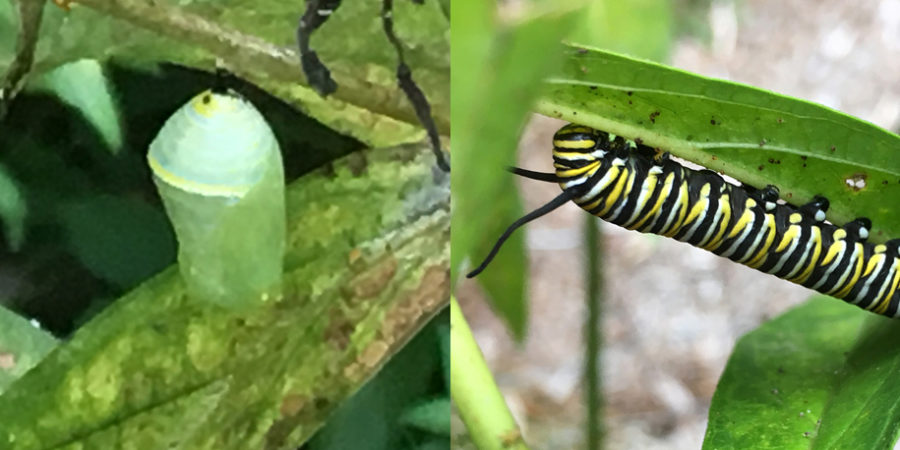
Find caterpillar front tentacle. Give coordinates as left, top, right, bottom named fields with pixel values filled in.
left=844, top=218, right=872, bottom=241
left=745, top=184, right=780, bottom=212
left=467, top=189, right=578, bottom=278
left=509, top=167, right=563, bottom=183
left=799, top=196, right=830, bottom=222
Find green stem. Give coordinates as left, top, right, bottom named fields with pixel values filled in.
left=73, top=0, right=448, bottom=134
left=450, top=297, right=529, bottom=450
left=584, top=216, right=603, bottom=449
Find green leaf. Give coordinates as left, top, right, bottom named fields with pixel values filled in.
left=54, top=379, right=230, bottom=448
left=57, top=194, right=176, bottom=290
left=414, top=437, right=451, bottom=450
left=0, top=0, right=18, bottom=60
left=452, top=0, right=589, bottom=340
left=438, top=321, right=449, bottom=390
left=0, top=163, right=26, bottom=251
left=810, top=314, right=900, bottom=448
left=704, top=296, right=900, bottom=449
left=30, top=59, right=123, bottom=153
left=0, top=306, right=58, bottom=395
left=400, top=397, right=450, bottom=436
left=536, top=44, right=900, bottom=243
left=308, top=312, right=447, bottom=450
left=0, top=144, right=449, bottom=449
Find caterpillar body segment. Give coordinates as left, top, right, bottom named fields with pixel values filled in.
left=469, top=124, right=900, bottom=318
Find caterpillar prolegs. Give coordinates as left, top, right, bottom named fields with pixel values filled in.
left=468, top=124, right=900, bottom=317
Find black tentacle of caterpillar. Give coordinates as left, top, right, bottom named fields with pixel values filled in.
left=296, top=0, right=341, bottom=96
left=296, top=0, right=450, bottom=171
left=468, top=124, right=900, bottom=318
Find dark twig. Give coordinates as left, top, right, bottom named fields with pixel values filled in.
left=296, top=0, right=341, bottom=96
left=0, top=0, right=45, bottom=121
left=381, top=0, right=450, bottom=171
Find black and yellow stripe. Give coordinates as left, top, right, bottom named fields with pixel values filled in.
left=468, top=123, right=900, bottom=317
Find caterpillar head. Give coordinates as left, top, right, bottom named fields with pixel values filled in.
left=552, top=124, right=624, bottom=168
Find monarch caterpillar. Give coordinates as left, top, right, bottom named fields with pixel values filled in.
left=148, top=89, right=285, bottom=309
left=468, top=124, right=900, bottom=317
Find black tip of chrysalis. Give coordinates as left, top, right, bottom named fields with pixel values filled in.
left=211, top=68, right=243, bottom=96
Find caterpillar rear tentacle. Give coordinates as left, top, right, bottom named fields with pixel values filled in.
left=466, top=190, right=578, bottom=278
left=295, top=0, right=450, bottom=171
left=470, top=124, right=900, bottom=318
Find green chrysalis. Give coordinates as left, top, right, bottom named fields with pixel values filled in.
left=148, top=89, right=285, bottom=309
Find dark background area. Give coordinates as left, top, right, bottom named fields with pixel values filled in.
left=0, top=65, right=362, bottom=335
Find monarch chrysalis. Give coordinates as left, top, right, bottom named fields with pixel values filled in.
left=469, top=124, right=900, bottom=317
left=148, top=89, right=285, bottom=309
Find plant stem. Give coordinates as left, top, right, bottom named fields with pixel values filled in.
left=450, top=297, right=529, bottom=450
left=584, top=217, right=604, bottom=449
left=73, top=0, right=448, bottom=134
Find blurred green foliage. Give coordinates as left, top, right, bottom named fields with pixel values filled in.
left=307, top=311, right=450, bottom=450
left=453, top=0, right=677, bottom=339
left=568, top=0, right=673, bottom=61
left=452, top=0, right=590, bottom=340
left=0, top=306, right=57, bottom=395
left=30, top=59, right=123, bottom=153
left=0, top=163, right=26, bottom=252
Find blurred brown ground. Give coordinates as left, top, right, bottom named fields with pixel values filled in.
left=456, top=0, right=900, bottom=448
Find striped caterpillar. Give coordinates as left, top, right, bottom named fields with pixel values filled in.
left=147, top=89, right=285, bottom=309
left=468, top=124, right=900, bottom=317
